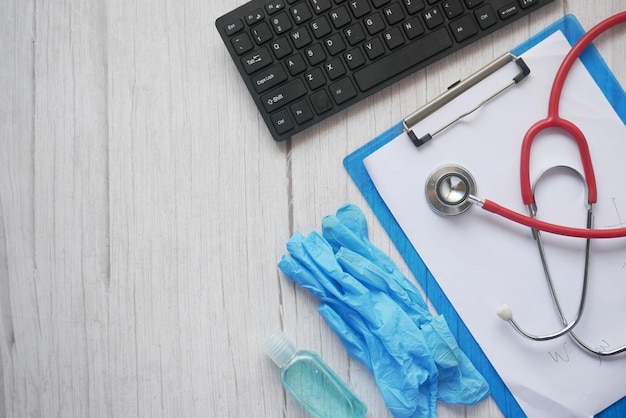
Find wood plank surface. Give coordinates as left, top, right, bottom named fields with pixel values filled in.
left=1, top=0, right=625, bottom=416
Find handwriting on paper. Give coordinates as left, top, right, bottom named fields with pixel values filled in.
left=604, top=198, right=626, bottom=267
left=548, top=340, right=611, bottom=367
left=548, top=342, right=570, bottom=363
left=606, top=198, right=626, bottom=229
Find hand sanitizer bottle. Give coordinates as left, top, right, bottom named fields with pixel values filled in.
left=263, top=331, right=367, bottom=418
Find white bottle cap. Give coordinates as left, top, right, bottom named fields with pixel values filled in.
left=263, top=330, right=296, bottom=368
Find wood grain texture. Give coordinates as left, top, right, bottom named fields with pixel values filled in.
left=1, top=1, right=625, bottom=417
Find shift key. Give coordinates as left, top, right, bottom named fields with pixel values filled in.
left=261, top=78, right=307, bottom=112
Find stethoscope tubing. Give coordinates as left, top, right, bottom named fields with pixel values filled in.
left=521, top=12, right=626, bottom=206
left=520, top=117, right=596, bottom=206
left=478, top=198, right=626, bottom=239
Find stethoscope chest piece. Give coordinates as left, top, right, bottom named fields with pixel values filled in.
left=426, top=164, right=477, bottom=216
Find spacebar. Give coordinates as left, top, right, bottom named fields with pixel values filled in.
left=354, top=28, right=453, bottom=91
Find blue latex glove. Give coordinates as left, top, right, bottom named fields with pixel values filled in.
left=279, top=233, right=438, bottom=417
left=318, top=304, right=435, bottom=418
left=321, top=204, right=431, bottom=319
left=322, top=204, right=489, bottom=405
left=278, top=204, right=490, bottom=417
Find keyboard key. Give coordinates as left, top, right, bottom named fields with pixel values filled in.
left=290, top=99, right=314, bottom=124
left=330, top=6, right=352, bottom=28
left=271, top=37, right=293, bottom=58
left=383, top=27, right=405, bottom=50
left=285, top=53, right=308, bottom=74
left=245, top=9, right=265, bottom=25
left=464, top=0, right=483, bottom=8
left=403, top=0, right=425, bottom=14
left=348, top=0, right=371, bottom=18
left=364, top=13, right=385, bottom=35
left=498, top=3, right=518, bottom=19
left=324, top=57, right=346, bottom=79
left=442, top=0, right=465, bottom=19
left=324, top=33, right=346, bottom=55
left=310, top=0, right=332, bottom=13
left=344, top=47, right=365, bottom=69
left=474, top=4, right=497, bottom=29
left=423, top=6, right=445, bottom=29
left=305, top=68, right=327, bottom=89
left=261, top=78, right=307, bottom=111
left=271, top=109, right=295, bottom=134
left=310, top=16, right=332, bottom=38
left=383, top=3, right=406, bottom=25
left=310, top=89, right=333, bottom=114
left=329, top=77, right=357, bottom=104
left=252, top=63, right=288, bottom=92
left=363, top=37, right=385, bottom=60
left=290, top=27, right=313, bottom=48
left=403, top=16, right=425, bottom=39
left=231, top=33, right=254, bottom=54
left=265, top=0, right=286, bottom=14
left=251, top=22, right=273, bottom=44
left=241, top=47, right=273, bottom=74
left=224, top=19, right=244, bottom=36
left=344, top=23, right=366, bottom=45
left=449, top=14, right=477, bottom=42
left=291, top=2, right=313, bottom=23
left=271, top=12, right=293, bottom=33
left=261, top=78, right=307, bottom=112
left=354, top=27, right=452, bottom=90
left=519, top=0, right=537, bottom=8
left=305, top=43, right=327, bottom=65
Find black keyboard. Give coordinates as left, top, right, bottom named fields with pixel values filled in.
left=216, top=0, right=554, bottom=141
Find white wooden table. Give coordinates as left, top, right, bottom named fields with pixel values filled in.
left=2, top=1, right=625, bottom=416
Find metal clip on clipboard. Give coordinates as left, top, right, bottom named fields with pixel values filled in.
left=404, top=53, right=531, bottom=147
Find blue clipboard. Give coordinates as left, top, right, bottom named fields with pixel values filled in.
left=344, top=15, right=626, bottom=418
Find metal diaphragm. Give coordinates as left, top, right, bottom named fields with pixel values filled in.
left=425, top=165, right=477, bottom=216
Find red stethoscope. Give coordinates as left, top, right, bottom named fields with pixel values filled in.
left=425, top=12, right=626, bottom=355
left=472, top=11, right=626, bottom=239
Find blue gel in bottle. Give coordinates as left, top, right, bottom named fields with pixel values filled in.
left=263, top=331, right=367, bottom=418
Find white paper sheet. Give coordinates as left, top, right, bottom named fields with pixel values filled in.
left=363, top=32, right=626, bottom=418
